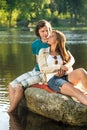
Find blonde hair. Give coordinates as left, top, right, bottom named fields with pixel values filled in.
left=52, top=30, right=70, bottom=63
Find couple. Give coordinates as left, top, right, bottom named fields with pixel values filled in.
left=8, top=19, right=87, bottom=113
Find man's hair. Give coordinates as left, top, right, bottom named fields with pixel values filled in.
left=35, top=19, right=52, bottom=37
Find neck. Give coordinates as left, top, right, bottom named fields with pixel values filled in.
left=50, top=45, right=56, bottom=52
left=50, top=46, right=58, bottom=56
left=41, top=38, right=47, bottom=43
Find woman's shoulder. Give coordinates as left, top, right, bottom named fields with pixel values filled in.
left=39, top=47, right=50, bottom=54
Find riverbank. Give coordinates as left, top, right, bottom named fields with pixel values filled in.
left=0, top=25, right=87, bottom=32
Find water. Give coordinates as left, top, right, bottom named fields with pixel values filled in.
left=0, top=29, right=87, bottom=130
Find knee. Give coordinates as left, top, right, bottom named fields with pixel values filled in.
left=16, top=84, right=23, bottom=92
left=8, top=84, right=13, bottom=91
left=77, top=68, right=86, bottom=76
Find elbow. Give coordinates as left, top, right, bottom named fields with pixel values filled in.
left=73, top=57, right=75, bottom=64
left=70, top=55, right=75, bottom=64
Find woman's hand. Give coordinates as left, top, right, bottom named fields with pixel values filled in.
left=56, top=65, right=68, bottom=77
left=61, top=65, right=68, bottom=71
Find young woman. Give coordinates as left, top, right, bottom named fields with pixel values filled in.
left=37, top=30, right=87, bottom=105
left=8, top=19, right=52, bottom=113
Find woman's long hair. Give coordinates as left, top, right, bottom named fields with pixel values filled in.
left=53, top=30, right=70, bottom=63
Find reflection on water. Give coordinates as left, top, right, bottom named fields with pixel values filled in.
left=0, top=29, right=36, bottom=44
left=7, top=108, right=87, bottom=130
left=0, top=29, right=87, bottom=130
left=25, top=111, right=87, bottom=130
left=64, top=30, right=87, bottom=44
left=0, top=111, right=9, bottom=130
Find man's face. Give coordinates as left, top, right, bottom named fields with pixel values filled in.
left=38, top=26, right=51, bottom=42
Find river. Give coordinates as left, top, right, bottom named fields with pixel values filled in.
left=0, top=29, right=87, bottom=130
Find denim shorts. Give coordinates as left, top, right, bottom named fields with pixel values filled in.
left=48, top=75, right=68, bottom=92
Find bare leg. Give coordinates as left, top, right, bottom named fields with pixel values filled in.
left=68, top=68, right=87, bottom=90
left=8, top=84, right=24, bottom=113
left=60, top=82, right=87, bottom=105
left=8, top=85, right=15, bottom=105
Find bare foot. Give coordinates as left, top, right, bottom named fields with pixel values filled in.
left=7, top=105, right=17, bottom=113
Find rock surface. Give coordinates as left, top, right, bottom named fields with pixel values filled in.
left=25, top=87, right=87, bottom=126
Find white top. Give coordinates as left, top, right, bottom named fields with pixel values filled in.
left=37, top=47, right=75, bottom=82
left=46, top=54, right=64, bottom=81
left=47, top=55, right=63, bottom=65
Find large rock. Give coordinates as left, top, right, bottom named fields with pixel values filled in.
left=25, top=87, right=87, bottom=126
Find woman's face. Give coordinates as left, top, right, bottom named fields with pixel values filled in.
left=48, top=32, right=57, bottom=45
left=38, top=26, right=51, bottom=42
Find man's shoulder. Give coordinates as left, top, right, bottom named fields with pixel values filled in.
left=32, top=39, right=41, bottom=45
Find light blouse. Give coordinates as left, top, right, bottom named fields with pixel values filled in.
left=37, top=47, right=75, bottom=83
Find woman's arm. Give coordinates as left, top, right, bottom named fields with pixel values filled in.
left=56, top=51, right=75, bottom=76
left=64, top=51, right=75, bottom=68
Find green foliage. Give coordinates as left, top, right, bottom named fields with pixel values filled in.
left=0, top=0, right=7, bottom=9
left=0, top=0, right=87, bottom=27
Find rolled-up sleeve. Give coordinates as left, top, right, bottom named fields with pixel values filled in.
left=37, top=49, right=61, bottom=74
left=65, top=51, right=75, bottom=68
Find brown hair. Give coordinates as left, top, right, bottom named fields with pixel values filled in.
left=35, top=19, right=52, bottom=37
left=53, top=30, right=70, bottom=63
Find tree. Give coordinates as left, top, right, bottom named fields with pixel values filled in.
left=4, top=0, right=17, bottom=27
left=67, top=0, right=86, bottom=26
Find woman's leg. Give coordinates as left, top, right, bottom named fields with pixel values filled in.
left=8, top=84, right=24, bottom=113
left=60, top=82, right=87, bottom=105
left=68, top=68, right=87, bottom=89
